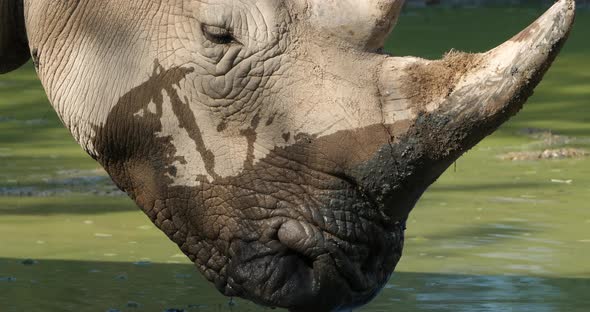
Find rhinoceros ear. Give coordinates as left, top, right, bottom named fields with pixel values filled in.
left=0, top=0, right=30, bottom=74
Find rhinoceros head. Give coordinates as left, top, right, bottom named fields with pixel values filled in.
left=1, top=0, right=575, bottom=310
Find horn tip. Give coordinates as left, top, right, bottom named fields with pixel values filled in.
left=553, top=0, right=576, bottom=28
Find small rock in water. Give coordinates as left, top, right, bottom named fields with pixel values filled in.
left=126, top=301, right=141, bottom=308
left=551, top=179, right=573, bottom=184
left=115, top=273, right=128, bottom=280
left=133, top=260, right=151, bottom=266
left=21, top=259, right=38, bottom=266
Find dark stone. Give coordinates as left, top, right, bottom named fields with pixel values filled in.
left=21, top=259, right=38, bottom=266
left=115, top=273, right=128, bottom=280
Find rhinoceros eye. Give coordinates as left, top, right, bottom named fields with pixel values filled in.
left=202, top=24, right=235, bottom=45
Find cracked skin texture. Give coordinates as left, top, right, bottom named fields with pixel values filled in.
left=92, top=60, right=406, bottom=310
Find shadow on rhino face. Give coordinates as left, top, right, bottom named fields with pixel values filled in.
left=91, top=60, right=413, bottom=310
left=89, top=58, right=490, bottom=310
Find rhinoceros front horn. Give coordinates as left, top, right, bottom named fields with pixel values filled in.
left=378, top=0, right=575, bottom=171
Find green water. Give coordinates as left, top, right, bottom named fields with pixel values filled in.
left=1, top=7, right=589, bottom=312
left=1, top=259, right=588, bottom=312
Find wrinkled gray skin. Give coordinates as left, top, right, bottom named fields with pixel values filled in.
left=0, top=0, right=575, bottom=311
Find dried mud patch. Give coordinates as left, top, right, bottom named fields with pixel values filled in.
left=499, top=148, right=588, bottom=161
left=499, top=128, right=589, bottom=161
left=403, top=50, right=482, bottom=110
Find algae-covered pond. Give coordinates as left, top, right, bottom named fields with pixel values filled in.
left=1, top=7, right=589, bottom=312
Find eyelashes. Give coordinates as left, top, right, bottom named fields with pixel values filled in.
left=201, top=24, right=235, bottom=45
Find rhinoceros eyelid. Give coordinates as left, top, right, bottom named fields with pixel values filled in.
left=201, top=24, right=236, bottom=45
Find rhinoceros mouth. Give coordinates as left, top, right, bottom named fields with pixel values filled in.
left=220, top=208, right=405, bottom=311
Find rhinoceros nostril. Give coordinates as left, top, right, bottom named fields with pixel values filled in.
left=277, top=220, right=326, bottom=262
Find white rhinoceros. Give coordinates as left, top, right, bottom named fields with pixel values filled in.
left=0, top=0, right=576, bottom=311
